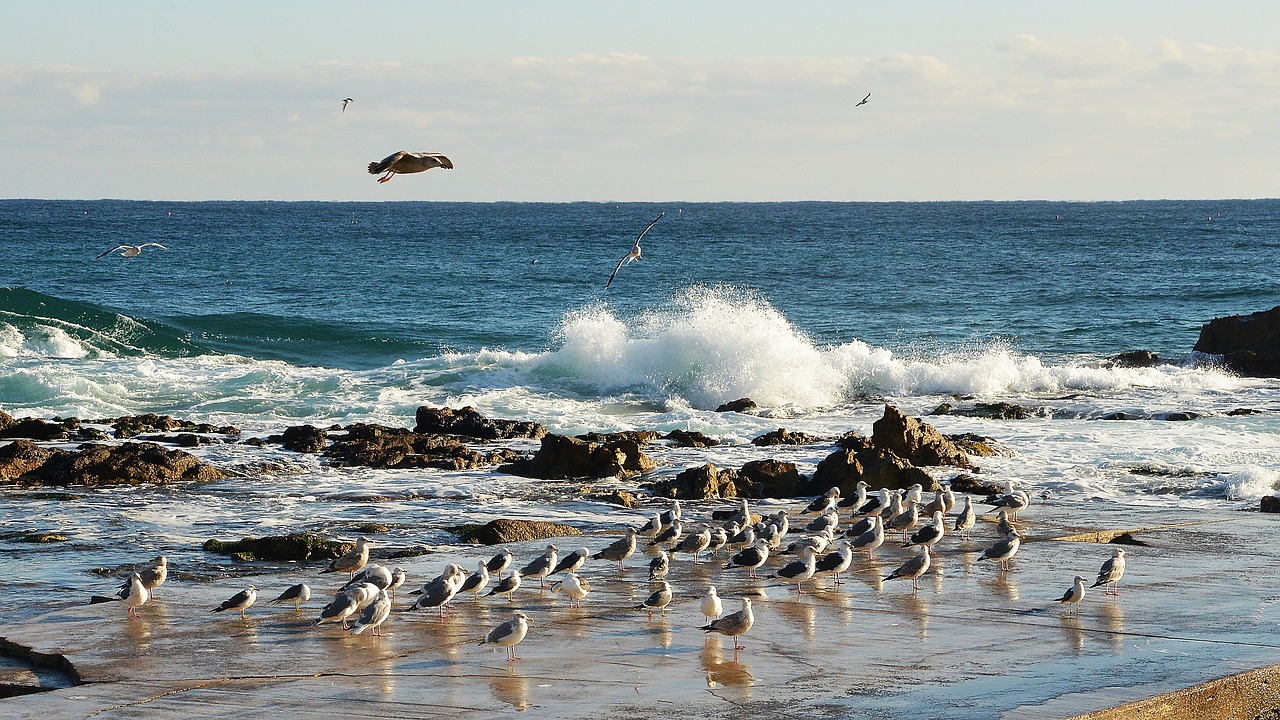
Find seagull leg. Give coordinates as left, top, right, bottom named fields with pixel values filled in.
left=377, top=172, right=394, bottom=183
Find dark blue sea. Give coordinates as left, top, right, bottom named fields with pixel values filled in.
left=2, top=199, right=1278, bottom=587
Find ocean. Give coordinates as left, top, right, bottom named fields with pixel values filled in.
left=2, top=198, right=1279, bottom=590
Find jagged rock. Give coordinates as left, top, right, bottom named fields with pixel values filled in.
left=413, top=406, right=547, bottom=440
left=931, top=402, right=1034, bottom=420
left=1108, top=350, right=1161, bottom=368
left=448, top=518, right=582, bottom=545
left=1100, top=412, right=1132, bottom=421
left=320, top=423, right=515, bottom=470
left=500, top=434, right=655, bottom=480
left=0, top=411, right=12, bottom=432
left=1161, top=412, right=1200, bottom=422
left=750, top=428, right=822, bottom=446
left=273, top=424, right=328, bottom=453
left=1228, top=408, right=1261, bottom=416
left=1261, top=496, right=1280, bottom=514
left=663, top=429, right=720, bottom=448
left=948, top=473, right=1001, bottom=495
left=577, top=430, right=661, bottom=444
left=203, top=533, right=354, bottom=562
left=648, top=463, right=738, bottom=500
left=835, top=432, right=875, bottom=452
left=715, top=398, right=758, bottom=413
left=872, top=405, right=971, bottom=468
left=810, top=446, right=917, bottom=493
left=1194, top=306, right=1280, bottom=377
left=735, top=459, right=804, bottom=498
left=947, top=433, right=1009, bottom=457
left=12, top=442, right=228, bottom=487
left=0, top=440, right=59, bottom=481
left=588, top=489, right=641, bottom=508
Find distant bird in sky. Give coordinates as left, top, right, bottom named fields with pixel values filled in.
left=96, top=243, right=168, bottom=259
left=341, top=97, right=354, bottom=112
left=856, top=92, right=871, bottom=106
left=368, top=151, right=454, bottom=183
left=604, top=211, right=665, bottom=290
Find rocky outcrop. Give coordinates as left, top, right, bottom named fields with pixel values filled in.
left=203, top=533, right=354, bottom=562
left=413, top=406, right=547, bottom=440
left=872, top=405, right=972, bottom=468
left=275, top=424, right=328, bottom=453
left=101, top=414, right=240, bottom=439
left=4, top=442, right=229, bottom=487
left=501, top=434, right=655, bottom=480
left=948, top=473, right=1001, bottom=495
left=1261, top=496, right=1280, bottom=514
left=448, top=518, right=582, bottom=545
left=577, top=430, right=660, bottom=444
left=1194, top=306, right=1280, bottom=377
left=810, top=446, right=927, bottom=493
left=735, top=459, right=805, bottom=498
left=323, top=423, right=520, bottom=471
left=0, top=415, right=75, bottom=441
left=649, top=463, right=739, bottom=500
left=947, top=433, right=1009, bottom=457
left=715, top=398, right=758, bottom=413
left=930, top=402, right=1036, bottom=420
left=1108, top=350, right=1161, bottom=368
left=0, top=440, right=57, bottom=481
left=750, top=428, right=822, bottom=446
left=663, top=430, right=720, bottom=448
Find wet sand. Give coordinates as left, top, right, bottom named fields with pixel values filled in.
left=2, top=500, right=1278, bottom=719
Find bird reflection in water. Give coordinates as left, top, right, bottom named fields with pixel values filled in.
left=1099, top=600, right=1126, bottom=652
left=776, top=598, right=818, bottom=643
left=981, top=570, right=1020, bottom=602
left=701, top=636, right=753, bottom=693
left=1059, top=613, right=1085, bottom=654
left=490, top=667, right=531, bottom=712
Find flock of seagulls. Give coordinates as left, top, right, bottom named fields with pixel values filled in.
left=107, top=477, right=1132, bottom=665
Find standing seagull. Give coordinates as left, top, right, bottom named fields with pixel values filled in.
left=700, top=585, right=723, bottom=623
left=604, top=212, right=665, bottom=289
left=724, top=538, right=770, bottom=578
left=212, top=586, right=258, bottom=620
left=979, top=529, right=1022, bottom=572
left=118, top=555, right=168, bottom=599
left=486, top=548, right=514, bottom=576
left=368, top=151, right=454, bottom=183
left=648, top=550, right=671, bottom=581
left=954, top=495, right=976, bottom=538
left=485, top=571, right=522, bottom=602
left=551, top=547, right=589, bottom=576
left=884, top=545, right=931, bottom=593
left=519, top=545, right=559, bottom=589
left=549, top=573, right=592, bottom=608
left=96, top=243, right=168, bottom=260
left=904, top=510, right=946, bottom=554
left=480, top=611, right=532, bottom=662
left=323, top=537, right=372, bottom=578
left=850, top=515, right=886, bottom=560
left=1056, top=575, right=1087, bottom=614
left=814, top=539, right=854, bottom=586
left=596, top=528, right=637, bottom=574
left=457, top=560, right=491, bottom=602
left=701, top=597, right=754, bottom=651
left=673, top=527, right=712, bottom=563
left=635, top=581, right=673, bottom=618
left=341, top=97, right=354, bottom=112
left=771, top=545, right=817, bottom=595
left=350, top=589, right=392, bottom=636
left=1091, top=548, right=1127, bottom=596
left=121, top=573, right=150, bottom=619
left=271, top=583, right=311, bottom=611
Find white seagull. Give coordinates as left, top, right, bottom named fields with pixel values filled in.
left=700, top=585, right=723, bottom=623
left=604, top=211, right=665, bottom=289
left=1056, top=575, right=1087, bottom=614
left=1091, top=548, right=1127, bottom=596
left=96, top=243, right=168, bottom=259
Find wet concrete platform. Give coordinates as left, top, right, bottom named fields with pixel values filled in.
left=3, top=500, right=1279, bottom=719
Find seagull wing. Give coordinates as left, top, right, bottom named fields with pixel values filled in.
left=96, top=246, right=126, bottom=259
left=370, top=151, right=409, bottom=175
left=605, top=252, right=629, bottom=290
left=140, top=243, right=169, bottom=251
left=635, top=211, right=665, bottom=243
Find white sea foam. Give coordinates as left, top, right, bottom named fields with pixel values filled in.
left=1223, top=467, right=1280, bottom=501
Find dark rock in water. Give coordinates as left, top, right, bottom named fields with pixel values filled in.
left=1100, top=412, right=1132, bottom=421
left=102, top=413, right=240, bottom=439
left=663, top=429, right=720, bottom=448
left=811, top=446, right=917, bottom=493
left=735, top=459, right=804, bottom=498
left=750, top=428, right=822, bottom=446
left=1108, top=350, right=1161, bottom=368
left=947, top=433, right=1009, bottom=457
left=872, top=405, right=971, bottom=468
left=949, top=473, right=1001, bottom=496
left=3, top=531, right=68, bottom=543
left=1228, top=408, right=1261, bottom=416
left=930, top=403, right=954, bottom=416
left=1161, top=412, right=1200, bottom=422
left=413, top=406, right=547, bottom=440
left=500, top=433, right=655, bottom=480
left=203, top=533, right=354, bottom=562
left=714, top=398, right=758, bottom=413
left=0, top=416, right=71, bottom=441
left=3, top=441, right=228, bottom=487
left=587, top=489, right=641, bottom=508
left=1108, top=532, right=1150, bottom=547
left=930, top=402, right=1034, bottom=420
left=835, top=432, right=875, bottom=452
left=0, top=440, right=59, bottom=482
left=1261, top=496, right=1280, bottom=514
left=273, top=424, right=328, bottom=453
left=321, top=423, right=518, bottom=471
left=648, top=463, right=738, bottom=500
left=1194, top=306, right=1280, bottom=377
left=448, top=518, right=582, bottom=545
left=577, top=430, right=660, bottom=444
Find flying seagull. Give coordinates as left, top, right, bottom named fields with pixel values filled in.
left=604, top=211, right=665, bottom=289
left=96, top=243, right=168, bottom=259
left=342, top=97, right=354, bottom=112
left=856, top=92, right=871, bottom=106
left=368, top=151, right=454, bottom=183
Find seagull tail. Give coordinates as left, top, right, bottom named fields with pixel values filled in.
left=368, top=162, right=382, bottom=175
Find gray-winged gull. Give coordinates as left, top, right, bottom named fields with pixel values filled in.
left=1056, top=575, right=1087, bottom=613
left=480, top=611, right=532, bottom=662
left=486, top=571, right=522, bottom=602
left=701, top=597, right=754, bottom=650
left=271, top=583, right=311, bottom=611
left=96, top=243, right=168, bottom=260
left=519, top=545, right=559, bottom=589
left=1090, top=548, right=1127, bottom=596
left=604, top=212, right=665, bottom=290
left=457, top=560, right=490, bottom=601
left=323, top=537, right=371, bottom=578
left=350, top=589, right=392, bottom=636
left=771, top=545, right=817, bottom=594
left=596, top=527, right=637, bottom=574
left=885, top=545, right=932, bottom=593
left=635, top=581, right=673, bottom=618
left=724, top=538, right=769, bottom=578
left=551, top=547, right=589, bottom=576
left=979, top=529, right=1022, bottom=571
left=212, top=586, right=258, bottom=619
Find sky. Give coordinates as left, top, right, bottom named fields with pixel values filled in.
left=3, top=1, right=1278, bottom=202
